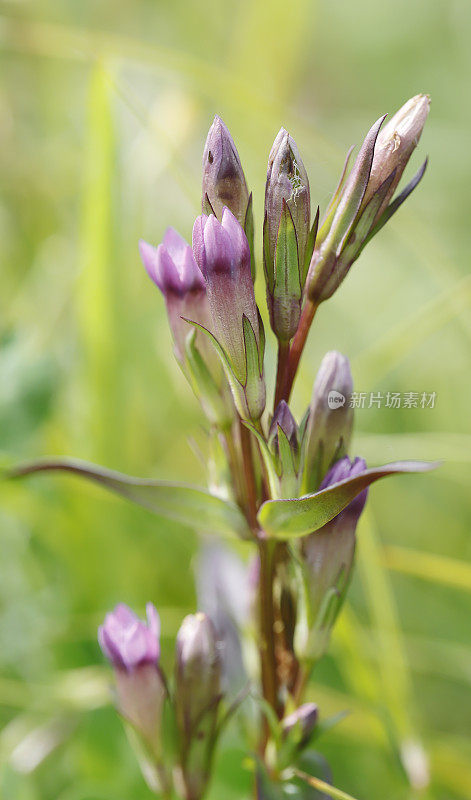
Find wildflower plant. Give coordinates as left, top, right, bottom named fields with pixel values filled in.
left=10, top=94, right=438, bottom=799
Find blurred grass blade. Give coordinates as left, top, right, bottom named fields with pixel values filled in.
left=7, top=458, right=249, bottom=538
left=382, top=545, right=471, bottom=593
left=258, top=461, right=438, bottom=539
left=78, top=62, right=119, bottom=461
left=293, top=769, right=359, bottom=800
left=357, top=509, right=428, bottom=790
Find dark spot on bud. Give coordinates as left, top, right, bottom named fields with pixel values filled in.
left=208, top=150, right=213, bottom=164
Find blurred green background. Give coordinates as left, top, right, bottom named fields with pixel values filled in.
left=1, top=0, right=470, bottom=798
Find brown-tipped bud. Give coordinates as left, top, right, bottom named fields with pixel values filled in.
left=363, top=93, right=430, bottom=218
left=202, top=116, right=250, bottom=225
left=303, top=352, right=353, bottom=492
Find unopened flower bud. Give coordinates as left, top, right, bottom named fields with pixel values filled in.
left=282, top=702, right=318, bottom=747
left=139, top=229, right=208, bottom=363
left=301, top=457, right=368, bottom=660
left=193, top=209, right=265, bottom=420
left=306, top=95, right=429, bottom=305
left=202, top=115, right=250, bottom=226
left=264, top=130, right=311, bottom=341
left=303, top=352, right=353, bottom=492
left=98, top=604, right=169, bottom=789
left=265, top=129, right=310, bottom=271
left=363, top=93, right=430, bottom=218
left=175, top=613, right=223, bottom=800
left=269, top=400, right=298, bottom=454
left=267, top=401, right=303, bottom=499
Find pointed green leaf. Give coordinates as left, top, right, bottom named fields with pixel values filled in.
left=302, top=206, right=319, bottom=286
left=244, top=192, right=255, bottom=281
left=7, top=457, right=249, bottom=538
left=364, top=158, right=428, bottom=246
left=258, top=461, right=439, bottom=539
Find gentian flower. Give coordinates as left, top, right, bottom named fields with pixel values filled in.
left=139, top=228, right=209, bottom=363
left=192, top=208, right=265, bottom=420
left=98, top=604, right=169, bottom=790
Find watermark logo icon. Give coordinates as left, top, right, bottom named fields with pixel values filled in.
left=327, top=390, right=346, bottom=410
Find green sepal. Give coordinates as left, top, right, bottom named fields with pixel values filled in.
left=184, top=328, right=232, bottom=430
left=363, top=157, right=428, bottom=248
left=263, top=210, right=274, bottom=293
left=242, top=420, right=280, bottom=498
left=319, top=117, right=385, bottom=260
left=244, top=191, right=256, bottom=281
left=301, top=206, right=319, bottom=287
left=316, top=145, right=355, bottom=250
left=272, top=201, right=302, bottom=342
left=339, top=169, right=397, bottom=263
left=242, top=314, right=266, bottom=421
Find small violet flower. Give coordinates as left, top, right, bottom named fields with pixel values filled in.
left=99, top=602, right=160, bottom=670
left=139, top=228, right=209, bottom=363
left=192, top=208, right=265, bottom=420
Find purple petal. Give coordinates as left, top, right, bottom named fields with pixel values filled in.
left=192, top=214, right=209, bottom=272
left=139, top=240, right=162, bottom=290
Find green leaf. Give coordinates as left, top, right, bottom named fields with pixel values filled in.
left=6, top=457, right=249, bottom=539
left=257, top=461, right=439, bottom=539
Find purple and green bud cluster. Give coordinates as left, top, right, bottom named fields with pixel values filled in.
left=92, top=95, right=434, bottom=799
left=99, top=606, right=223, bottom=800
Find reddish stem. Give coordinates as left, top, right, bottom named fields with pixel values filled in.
left=238, top=417, right=258, bottom=532
left=283, top=300, right=318, bottom=402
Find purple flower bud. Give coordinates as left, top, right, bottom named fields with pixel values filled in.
left=98, top=604, right=168, bottom=785
left=306, top=96, right=429, bottom=305
left=193, top=209, right=265, bottom=420
left=99, top=602, right=160, bottom=671
left=363, top=94, right=430, bottom=219
left=304, top=352, right=354, bottom=493
left=301, top=456, right=368, bottom=660
left=264, top=130, right=311, bottom=342
left=269, top=400, right=298, bottom=454
left=265, top=128, right=310, bottom=272
left=282, top=702, right=318, bottom=746
left=175, top=613, right=223, bottom=800
left=139, top=228, right=209, bottom=363
left=202, top=115, right=250, bottom=225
